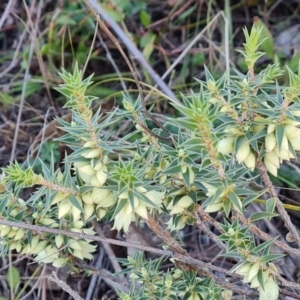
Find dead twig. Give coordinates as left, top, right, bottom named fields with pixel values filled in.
left=237, top=212, right=300, bottom=257
left=0, top=0, right=16, bottom=30
left=257, top=160, right=300, bottom=248
left=48, top=272, right=83, bottom=300
left=84, top=0, right=180, bottom=106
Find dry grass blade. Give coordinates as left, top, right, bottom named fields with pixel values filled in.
left=85, top=0, right=180, bottom=105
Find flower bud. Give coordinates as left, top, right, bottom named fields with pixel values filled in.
left=58, top=199, right=72, bottom=219
left=134, top=201, right=148, bottom=219
left=82, top=148, right=101, bottom=159
left=220, top=104, right=231, bottom=113
left=84, top=203, right=94, bottom=219
left=0, top=226, right=11, bottom=237
left=235, top=263, right=251, bottom=276
left=181, top=164, right=187, bottom=174
left=95, top=165, right=108, bottom=186
left=72, top=203, right=82, bottom=223
left=73, top=221, right=84, bottom=229
left=284, top=125, right=300, bottom=139
left=78, top=164, right=95, bottom=176
left=267, top=124, right=276, bottom=134
left=289, top=135, right=300, bottom=151
left=204, top=183, right=220, bottom=197
left=225, top=127, right=243, bottom=135
left=83, top=141, right=96, bottom=148
left=40, top=217, right=56, bottom=226
left=258, top=277, right=279, bottom=300
left=12, top=241, right=22, bottom=253
left=243, top=151, right=255, bottom=171
left=236, top=140, right=250, bottom=163
left=90, top=176, right=101, bottom=187
left=81, top=192, right=94, bottom=205
left=178, top=149, right=185, bottom=157
left=123, top=99, right=134, bottom=112
left=136, top=186, right=147, bottom=193
left=92, top=188, right=110, bottom=203
left=170, top=195, right=193, bottom=215
left=264, top=160, right=278, bottom=177
left=7, top=230, right=17, bottom=239
left=247, top=261, right=260, bottom=282
left=265, top=133, right=276, bottom=152
left=14, top=228, right=25, bottom=240
left=52, top=258, right=68, bottom=268
left=31, top=241, right=48, bottom=255
left=55, top=235, right=64, bottom=248
left=72, top=249, right=84, bottom=260
left=251, top=270, right=269, bottom=288
left=217, top=136, right=235, bottom=155
left=253, top=124, right=265, bottom=133
left=204, top=202, right=223, bottom=213
left=96, top=207, right=106, bottom=220
left=242, top=78, right=249, bottom=88
left=188, top=293, right=200, bottom=300
left=93, top=161, right=103, bottom=171
left=207, top=79, right=217, bottom=92
left=274, top=145, right=290, bottom=161
left=68, top=239, right=82, bottom=251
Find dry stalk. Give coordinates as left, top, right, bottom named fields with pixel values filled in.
left=237, top=212, right=300, bottom=257
left=256, top=160, right=300, bottom=248
left=48, top=272, right=83, bottom=300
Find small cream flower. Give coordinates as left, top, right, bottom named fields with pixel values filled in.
left=204, top=201, right=223, bottom=213
left=244, top=151, right=256, bottom=171
left=169, top=195, right=193, bottom=215
left=217, top=136, right=235, bottom=155
left=258, top=277, right=279, bottom=300
left=236, top=140, right=250, bottom=163
left=58, top=199, right=72, bottom=219
left=265, top=133, right=276, bottom=152
left=112, top=202, right=134, bottom=232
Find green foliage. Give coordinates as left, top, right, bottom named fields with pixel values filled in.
left=6, top=266, right=20, bottom=290
left=2, top=25, right=300, bottom=300
left=116, top=252, right=223, bottom=300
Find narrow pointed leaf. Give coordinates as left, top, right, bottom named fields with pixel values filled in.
left=249, top=212, right=279, bottom=222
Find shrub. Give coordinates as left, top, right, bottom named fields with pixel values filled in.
left=1, top=25, right=300, bottom=300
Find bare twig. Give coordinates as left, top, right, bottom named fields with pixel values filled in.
left=0, top=219, right=299, bottom=295
left=195, top=204, right=225, bottom=233
left=22, top=0, right=55, bottom=110
left=237, top=212, right=300, bottom=257
left=0, top=218, right=172, bottom=256
left=144, top=11, right=231, bottom=105
left=0, top=0, right=16, bottom=30
left=257, top=160, right=300, bottom=248
left=77, top=262, right=131, bottom=295
left=192, top=211, right=227, bottom=251
left=48, top=272, right=83, bottom=300
left=84, top=0, right=180, bottom=105
left=147, top=0, right=195, bottom=29
left=84, top=0, right=174, bottom=141
left=10, top=0, right=40, bottom=161
left=93, top=222, right=125, bottom=277
left=84, top=248, right=105, bottom=299
left=145, top=216, right=258, bottom=296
